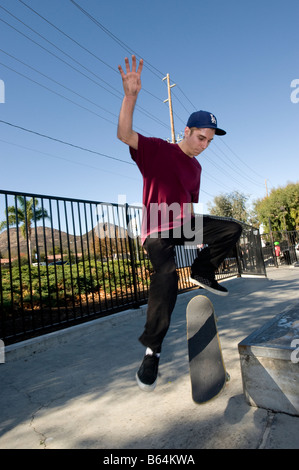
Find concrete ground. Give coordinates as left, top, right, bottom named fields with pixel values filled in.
left=0, top=266, right=299, bottom=450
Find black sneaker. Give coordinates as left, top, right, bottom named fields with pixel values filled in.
left=189, top=273, right=228, bottom=296
left=136, top=354, right=159, bottom=392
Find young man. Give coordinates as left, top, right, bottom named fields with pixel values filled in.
left=118, top=55, right=242, bottom=392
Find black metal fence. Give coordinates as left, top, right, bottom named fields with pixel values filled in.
left=0, top=190, right=265, bottom=344
left=260, top=230, right=299, bottom=267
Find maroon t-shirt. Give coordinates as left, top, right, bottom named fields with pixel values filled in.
left=130, top=134, right=201, bottom=243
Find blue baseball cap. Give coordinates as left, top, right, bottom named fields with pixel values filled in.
left=186, top=110, right=226, bottom=136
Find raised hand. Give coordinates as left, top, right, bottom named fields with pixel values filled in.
left=118, top=55, right=143, bottom=97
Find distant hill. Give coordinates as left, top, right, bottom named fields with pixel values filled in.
left=0, top=223, right=128, bottom=259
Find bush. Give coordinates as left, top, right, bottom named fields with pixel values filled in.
left=0, top=259, right=152, bottom=312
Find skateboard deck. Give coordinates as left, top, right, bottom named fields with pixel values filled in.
left=186, top=295, right=227, bottom=404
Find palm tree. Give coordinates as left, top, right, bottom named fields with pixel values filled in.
left=0, top=196, right=49, bottom=264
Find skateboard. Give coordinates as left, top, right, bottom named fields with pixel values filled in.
left=186, top=295, right=228, bottom=404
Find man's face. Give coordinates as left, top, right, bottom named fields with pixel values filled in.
left=184, top=127, right=215, bottom=156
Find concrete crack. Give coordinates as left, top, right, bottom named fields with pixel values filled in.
left=258, top=411, right=275, bottom=449
left=29, top=404, right=50, bottom=448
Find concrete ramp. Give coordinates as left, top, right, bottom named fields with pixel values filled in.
left=238, top=303, right=299, bottom=416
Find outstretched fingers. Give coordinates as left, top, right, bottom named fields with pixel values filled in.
left=131, top=55, right=144, bottom=76
left=136, top=56, right=144, bottom=76
left=118, top=55, right=143, bottom=77
left=118, top=57, right=128, bottom=78
left=125, top=56, right=131, bottom=73
left=118, top=64, right=125, bottom=78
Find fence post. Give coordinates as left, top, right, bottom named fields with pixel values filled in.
left=0, top=340, right=5, bottom=363
left=125, top=204, right=140, bottom=308
left=235, top=243, right=243, bottom=277
left=256, top=231, right=267, bottom=275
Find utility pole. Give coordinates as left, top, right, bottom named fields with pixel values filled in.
left=163, top=73, right=176, bottom=143
left=265, top=179, right=269, bottom=197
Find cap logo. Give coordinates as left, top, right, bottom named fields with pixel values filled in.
left=210, top=114, right=217, bottom=125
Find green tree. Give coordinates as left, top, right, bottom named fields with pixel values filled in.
left=254, top=182, right=299, bottom=232
left=208, top=191, right=250, bottom=223
left=0, top=196, right=49, bottom=264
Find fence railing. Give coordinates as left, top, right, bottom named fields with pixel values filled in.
left=0, top=190, right=265, bottom=344
left=260, top=230, right=299, bottom=267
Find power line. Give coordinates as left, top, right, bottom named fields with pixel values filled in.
left=17, top=0, right=117, bottom=73
left=17, top=0, right=165, bottom=105
left=156, top=69, right=265, bottom=185
left=203, top=150, right=253, bottom=192
left=0, top=119, right=135, bottom=166
left=69, top=0, right=202, bottom=123
left=0, top=14, right=121, bottom=100
left=6, top=1, right=212, bottom=137
left=0, top=59, right=120, bottom=127
left=0, top=138, right=139, bottom=181
left=8, top=0, right=265, bottom=191
left=217, top=138, right=265, bottom=180
left=0, top=47, right=120, bottom=118
left=208, top=144, right=264, bottom=187
left=201, top=170, right=237, bottom=192
left=69, top=0, right=166, bottom=80
left=199, top=189, right=215, bottom=198
left=175, top=85, right=197, bottom=112
left=2, top=52, right=257, bottom=192
left=0, top=7, right=169, bottom=130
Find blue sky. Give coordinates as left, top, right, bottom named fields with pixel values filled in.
left=0, top=0, right=298, bottom=215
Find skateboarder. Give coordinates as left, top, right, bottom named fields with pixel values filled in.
left=117, top=55, right=242, bottom=391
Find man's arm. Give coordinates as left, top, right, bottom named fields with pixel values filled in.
left=117, top=55, right=143, bottom=150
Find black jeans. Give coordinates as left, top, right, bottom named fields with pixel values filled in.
left=139, top=216, right=242, bottom=353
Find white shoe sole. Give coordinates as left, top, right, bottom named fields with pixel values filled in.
left=136, top=372, right=157, bottom=392
left=189, top=277, right=229, bottom=296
